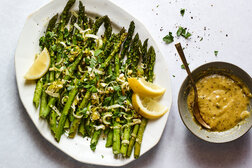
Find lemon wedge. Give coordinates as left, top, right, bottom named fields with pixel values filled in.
left=132, top=93, right=168, bottom=119
left=24, top=48, right=50, bottom=80
left=128, top=77, right=166, bottom=97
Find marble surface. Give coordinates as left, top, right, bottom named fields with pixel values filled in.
left=0, top=0, right=251, bottom=167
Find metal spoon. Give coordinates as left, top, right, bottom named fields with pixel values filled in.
left=175, top=43, right=211, bottom=129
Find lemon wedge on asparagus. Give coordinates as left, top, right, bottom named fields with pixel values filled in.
left=132, top=93, right=169, bottom=119
left=24, top=48, right=50, bottom=80
left=128, top=77, right=166, bottom=97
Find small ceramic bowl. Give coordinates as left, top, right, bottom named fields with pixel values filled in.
left=178, top=61, right=252, bottom=143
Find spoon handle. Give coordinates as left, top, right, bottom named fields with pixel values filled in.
left=175, top=43, right=211, bottom=129
left=175, top=43, right=197, bottom=92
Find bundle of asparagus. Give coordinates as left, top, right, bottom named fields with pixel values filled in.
left=33, top=0, right=156, bottom=158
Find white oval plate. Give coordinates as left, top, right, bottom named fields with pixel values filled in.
left=15, top=0, right=172, bottom=166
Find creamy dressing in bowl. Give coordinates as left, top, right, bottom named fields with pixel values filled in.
left=187, top=74, right=251, bottom=131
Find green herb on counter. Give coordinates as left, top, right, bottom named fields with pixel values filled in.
left=214, top=50, right=218, bottom=56
left=163, top=32, right=174, bottom=44
left=180, top=9, right=185, bottom=16
left=177, top=26, right=191, bottom=39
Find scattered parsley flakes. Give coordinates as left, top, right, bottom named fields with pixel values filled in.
left=180, top=9, right=185, bottom=16
left=200, top=37, right=203, bottom=41
left=214, top=50, right=218, bottom=56
left=101, top=155, right=104, bottom=159
left=181, top=63, right=189, bottom=69
left=156, top=4, right=159, bottom=8
left=176, top=27, right=183, bottom=36
left=163, top=32, right=174, bottom=44
left=172, top=75, right=175, bottom=77
left=177, top=26, right=192, bottom=39
left=182, top=30, right=192, bottom=39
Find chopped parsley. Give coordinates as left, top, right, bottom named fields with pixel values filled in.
left=118, top=96, right=127, bottom=104
left=103, top=96, right=112, bottom=105
left=94, top=49, right=103, bottom=56
left=163, top=32, right=174, bottom=44
left=176, top=27, right=183, bottom=36
left=113, top=85, right=121, bottom=91
left=172, top=75, right=175, bottom=77
left=214, top=50, right=218, bottom=56
left=177, top=26, right=192, bottom=39
left=89, top=86, right=98, bottom=93
left=180, top=9, right=185, bottom=16
left=181, top=63, right=189, bottom=69
left=90, top=57, right=97, bottom=68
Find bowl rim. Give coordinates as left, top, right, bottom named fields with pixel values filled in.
left=177, top=61, right=252, bottom=143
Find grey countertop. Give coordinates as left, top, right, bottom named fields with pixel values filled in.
left=1, top=0, right=252, bottom=167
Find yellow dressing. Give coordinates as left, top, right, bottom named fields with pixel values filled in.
left=187, top=74, right=251, bottom=131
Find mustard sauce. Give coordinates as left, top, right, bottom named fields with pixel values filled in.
left=187, top=74, right=251, bottom=131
